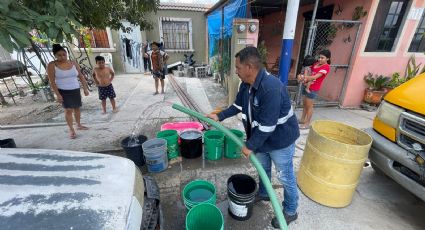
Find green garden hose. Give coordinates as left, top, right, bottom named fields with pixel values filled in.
left=172, top=103, right=288, bottom=230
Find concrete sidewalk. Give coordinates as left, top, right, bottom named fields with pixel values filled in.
left=1, top=75, right=424, bottom=229
left=0, top=74, right=189, bottom=152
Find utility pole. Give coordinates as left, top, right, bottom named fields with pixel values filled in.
left=278, top=0, right=300, bottom=86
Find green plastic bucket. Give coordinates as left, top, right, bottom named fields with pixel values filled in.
left=186, top=203, right=224, bottom=230
left=183, top=180, right=216, bottom=211
left=156, top=130, right=179, bottom=159
left=224, top=129, right=244, bottom=159
left=204, top=130, right=224, bottom=161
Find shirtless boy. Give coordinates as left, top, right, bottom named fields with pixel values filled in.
left=93, top=56, right=117, bottom=114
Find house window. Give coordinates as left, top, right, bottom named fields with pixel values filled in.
left=78, top=29, right=110, bottom=48
left=365, top=0, right=410, bottom=52
left=409, top=11, right=425, bottom=52
left=159, top=17, right=193, bottom=51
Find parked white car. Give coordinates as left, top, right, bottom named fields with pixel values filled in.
left=0, top=148, right=161, bottom=230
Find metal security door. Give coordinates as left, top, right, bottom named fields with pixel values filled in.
left=297, top=19, right=362, bottom=106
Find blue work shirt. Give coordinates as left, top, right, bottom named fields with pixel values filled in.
left=218, top=68, right=300, bottom=153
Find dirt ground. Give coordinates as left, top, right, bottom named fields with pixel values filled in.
left=0, top=77, right=65, bottom=125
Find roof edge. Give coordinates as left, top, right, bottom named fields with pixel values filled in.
left=205, top=0, right=229, bottom=15
left=159, top=2, right=211, bottom=12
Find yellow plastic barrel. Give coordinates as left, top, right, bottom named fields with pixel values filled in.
left=297, top=120, right=373, bottom=208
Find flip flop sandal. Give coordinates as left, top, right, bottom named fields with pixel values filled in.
left=77, top=125, right=89, bottom=130
left=69, top=132, right=77, bottom=139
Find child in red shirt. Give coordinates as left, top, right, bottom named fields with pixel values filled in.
left=297, top=50, right=331, bottom=129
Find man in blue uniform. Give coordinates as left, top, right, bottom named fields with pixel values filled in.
left=207, top=47, right=300, bottom=227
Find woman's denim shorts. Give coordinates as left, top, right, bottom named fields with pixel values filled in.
left=302, top=85, right=318, bottom=99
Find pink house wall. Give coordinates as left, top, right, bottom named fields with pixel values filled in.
left=257, top=5, right=314, bottom=80
left=257, top=0, right=425, bottom=106
left=317, top=0, right=372, bottom=101
left=342, top=0, right=425, bottom=107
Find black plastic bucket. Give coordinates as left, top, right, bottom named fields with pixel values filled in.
left=121, top=135, right=147, bottom=166
left=179, top=130, right=202, bottom=159
left=0, top=139, right=16, bottom=148
left=227, top=174, right=258, bottom=221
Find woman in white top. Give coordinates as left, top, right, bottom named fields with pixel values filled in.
left=47, top=44, right=90, bottom=139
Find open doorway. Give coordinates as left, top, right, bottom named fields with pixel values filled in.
left=119, top=22, right=144, bottom=73
left=296, top=4, right=334, bottom=75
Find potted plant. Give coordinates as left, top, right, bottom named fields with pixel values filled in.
left=363, top=73, right=390, bottom=105
left=384, top=72, right=403, bottom=93
left=383, top=57, right=425, bottom=92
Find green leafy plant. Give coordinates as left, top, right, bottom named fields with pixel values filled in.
left=384, top=56, right=425, bottom=89
left=258, top=40, right=268, bottom=68
left=364, top=72, right=390, bottom=91
left=327, top=24, right=338, bottom=39
left=352, top=6, right=368, bottom=21
left=385, top=72, right=402, bottom=89
left=212, top=52, right=231, bottom=75
left=29, top=79, right=49, bottom=91
left=404, top=55, right=425, bottom=80
left=0, top=0, right=159, bottom=52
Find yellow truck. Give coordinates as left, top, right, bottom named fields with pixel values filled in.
left=366, top=74, right=425, bottom=201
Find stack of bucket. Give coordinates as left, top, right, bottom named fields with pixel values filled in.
left=156, top=130, right=179, bottom=160
left=121, top=125, right=245, bottom=174
left=224, top=129, right=244, bottom=159
left=204, top=129, right=245, bottom=160
left=141, top=138, right=168, bottom=173
left=204, top=130, right=225, bottom=160
left=186, top=203, right=223, bottom=230
left=182, top=180, right=216, bottom=210
left=183, top=180, right=223, bottom=230
left=227, top=174, right=258, bottom=221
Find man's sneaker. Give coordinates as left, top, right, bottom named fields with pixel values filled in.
left=254, top=195, right=270, bottom=203
left=271, top=212, right=298, bottom=228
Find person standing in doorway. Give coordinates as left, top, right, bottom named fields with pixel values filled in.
left=144, top=42, right=168, bottom=95
left=47, top=44, right=90, bottom=139
left=207, top=47, right=300, bottom=227
left=297, top=50, right=331, bottom=129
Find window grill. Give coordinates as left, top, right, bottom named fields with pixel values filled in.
left=162, top=21, right=190, bottom=50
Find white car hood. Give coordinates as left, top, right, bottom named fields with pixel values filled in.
left=0, top=148, right=136, bottom=230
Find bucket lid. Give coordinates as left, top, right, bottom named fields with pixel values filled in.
left=180, top=129, right=202, bottom=140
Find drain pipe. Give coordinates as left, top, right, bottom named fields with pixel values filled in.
left=172, top=104, right=288, bottom=230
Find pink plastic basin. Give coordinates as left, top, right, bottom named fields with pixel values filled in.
left=160, top=121, right=204, bottom=134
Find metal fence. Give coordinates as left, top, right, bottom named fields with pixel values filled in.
left=295, top=19, right=362, bottom=106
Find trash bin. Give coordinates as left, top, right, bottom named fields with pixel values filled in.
left=297, top=120, right=373, bottom=207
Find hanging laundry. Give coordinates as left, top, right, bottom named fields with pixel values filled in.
left=123, top=38, right=133, bottom=59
